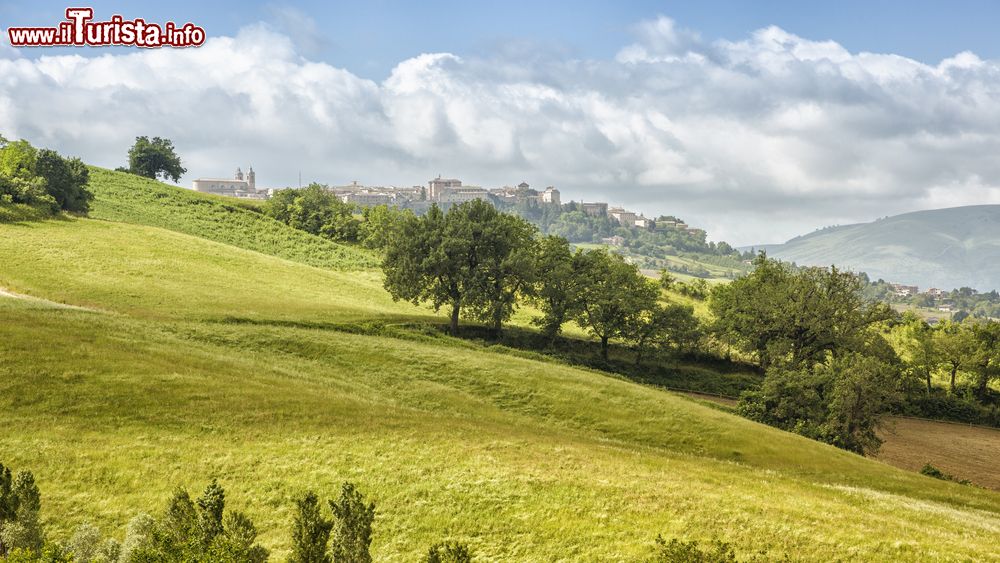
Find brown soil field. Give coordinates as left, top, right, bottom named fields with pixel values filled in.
left=678, top=391, right=1000, bottom=490
left=876, top=416, right=1000, bottom=490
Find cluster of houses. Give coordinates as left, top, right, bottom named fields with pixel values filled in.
left=890, top=284, right=960, bottom=312
left=190, top=169, right=707, bottom=235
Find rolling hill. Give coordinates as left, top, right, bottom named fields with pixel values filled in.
left=1, top=169, right=999, bottom=560
left=753, top=205, right=1000, bottom=291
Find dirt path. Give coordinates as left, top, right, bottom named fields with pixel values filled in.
left=0, top=286, right=100, bottom=312
left=677, top=390, right=1000, bottom=490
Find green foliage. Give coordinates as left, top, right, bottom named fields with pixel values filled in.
left=531, top=236, right=586, bottom=342
left=423, top=541, right=472, bottom=563
left=651, top=535, right=737, bottom=563
left=67, top=523, right=102, bottom=563
left=710, top=254, right=893, bottom=369
left=126, top=136, right=186, bottom=182
left=575, top=249, right=659, bottom=360
left=264, top=184, right=359, bottom=243
left=383, top=201, right=537, bottom=335
left=738, top=354, right=901, bottom=455
left=359, top=205, right=411, bottom=250
left=35, top=149, right=91, bottom=213
left=328, top=483, right=375, bottom=563
left=125, top=481, right=267, bottom=562
left=920, top=464, right=971, bottom=485
left=289, top=492, right=332, bottom=563
left=86, top=167, right=375, bottom=271
left=0, top=467, right=44, bottom=557
left=628, top=302, right=701, bottom=365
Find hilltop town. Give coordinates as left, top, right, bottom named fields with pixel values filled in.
left=191, top=169, right=707, bottom=242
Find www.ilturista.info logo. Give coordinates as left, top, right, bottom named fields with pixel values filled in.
left=7, top=8, right=206, bottom=48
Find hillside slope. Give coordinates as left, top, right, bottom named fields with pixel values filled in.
left=755, top=205, right=1000, bottom=291
left=87, top=167, right=377, bottom=270
left=1, top=180, right=999, bottom=560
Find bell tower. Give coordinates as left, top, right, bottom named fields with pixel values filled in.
left=247, top=165, right=256, bottom=191
left=235, top=167, right=244, bottom=181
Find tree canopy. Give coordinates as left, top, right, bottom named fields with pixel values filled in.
left=127, top=136, right=186, bottom=183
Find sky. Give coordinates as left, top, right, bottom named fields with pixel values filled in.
left=3, top=1, right=1000, bottom=245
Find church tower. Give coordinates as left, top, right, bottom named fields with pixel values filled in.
left=247, top=165, right=256, bottom=191
left=235, top=167, right=244, bottom=181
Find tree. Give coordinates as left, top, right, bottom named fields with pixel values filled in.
left=195, top=479, right=225, bottom=549
left=127, top=136, right=186, bottom=182
left=328, top=482, right=375, bottom=563
left=0, top=470, right=43, bottom=556
left=289, top=491, right=333, bottom=563
left=575, top=250, right=659, bottom=361
left=265, top=184, right=359, bottom=242
left=934, top=321, right=976, bottom=394
left=457, top=203, right=538, bottom=336
left=359, top=205, right=411, bottom=250
left=531, top=236, right=586, bottom=344
left=0, top=140, right=56, bottom=212
left=383, top=201, right=536, bottom=336
left=970, top=321, right=1000, bottom=399
left=738, top=353, right=900, bottom=455
left=628, top=302, right=700, bottom=365
left=710, top=254, right=891, bottom=369
left=35, top=149, right=91, bottom=213
left=901, top=316, right=938, bottom=394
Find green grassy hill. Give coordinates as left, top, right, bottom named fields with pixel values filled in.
left=87, top=167, right=377, bottom=271
left=1, top=171, right=999, bottom=560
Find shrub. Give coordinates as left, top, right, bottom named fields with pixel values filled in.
left=423, top=541, right=473, bottom=563
left=651, top=535, right=737, bottom=563
left=328, top=482, right=375, bottom=563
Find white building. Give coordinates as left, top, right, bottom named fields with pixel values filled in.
left=192, top=166, right=267, bottom=199
left=542, top=186, right=560, bottom=205
left=428, top=176, right=463, bottom=200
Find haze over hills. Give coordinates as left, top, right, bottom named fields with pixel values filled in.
left=751, top=205, right=1000, bottom=292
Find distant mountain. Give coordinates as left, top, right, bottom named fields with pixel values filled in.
left=748, top=205, right=1000, bottom=291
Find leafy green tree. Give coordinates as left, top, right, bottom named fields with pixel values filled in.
left=264, top=184, right=359, bottom=242
left=383, top=201, right=536, bottom=336
left=739, top=354, right=900, bottom=455
left=127, top=136, right=186, bottom=182
left=628, top=302, right=700, bottom=365
left=195, top=480, right=225, bottom=549
left=901, top=316, right=938, bottom=394
left=423, top=541, right=473, bottom=563
left=0, top=140, right=56, bottom=212
left=35, top=149, right=91, bottom=213
left=289, top=491, right=333, bottom=563
left=531, top=236, right=586, bottom=343
left=970, top=321, right=1000, bottom=399
left=209, top=512, right=268, bottom=563
left=328, top=483, right=375, bottom=563
left=359, top=205, right=411, bottom=250
left=934, top=321, right=977, bottom=394
left=456, top=203, right=538, bottom=335
left=710, top=254, right=891, bottom=369
left=0, top=468, right=44, bottom=557
left=575, top=249, right=659, bottom=361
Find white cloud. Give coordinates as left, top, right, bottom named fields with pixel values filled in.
left=4, top=16, right=1000, bottom=245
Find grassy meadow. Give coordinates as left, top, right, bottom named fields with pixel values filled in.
left=1, top=169, right=999, bottom=561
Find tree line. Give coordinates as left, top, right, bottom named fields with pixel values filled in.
left=380, top=200, right=700, bottom=361
left=0, top=136, right=92, bottom=218
left=0, top=462, right=473, bottom=563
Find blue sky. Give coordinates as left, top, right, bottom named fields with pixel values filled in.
left=5, top=1, right=1000, bottom=245
left=4, top=0, right=1000, bottom=77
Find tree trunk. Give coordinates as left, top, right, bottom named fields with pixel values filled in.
left=601, top=336, right=609, bottom=362
left=450, top=302, right=460, bottom=336
left=926, top=371, right=933, bottom=394
left=950, top=365, right=958, bottom=394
